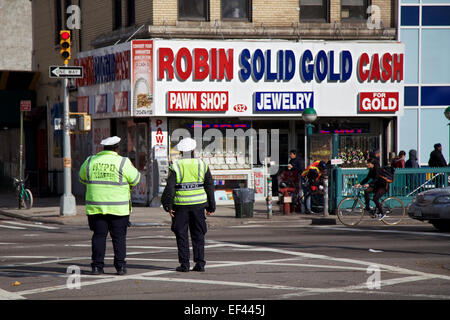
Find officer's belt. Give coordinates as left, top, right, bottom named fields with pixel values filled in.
left=175, top=182, right=204, bottom=190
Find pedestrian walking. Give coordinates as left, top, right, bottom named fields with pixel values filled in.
left=428, top=143, right=447, bottom=167
left=405, top=149, right=419, bottom=168
left=392, top=150, right=406, bottom=168
left=161, top=137, right=216, bottom=272
left=405, top=149, right=421, bottom=193
left=79, top=136, right=140, bottom=275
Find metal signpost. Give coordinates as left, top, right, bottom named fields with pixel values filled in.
left=50, top=30, right=81, bottom=216
left=19, top=100, right=31, bottom=183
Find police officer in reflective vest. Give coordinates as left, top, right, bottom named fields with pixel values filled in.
left=162, top=137, right=216, bottom=272
left=79, top=136, right=140, bottom=275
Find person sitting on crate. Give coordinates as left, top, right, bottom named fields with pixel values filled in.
left=301, top=160, right=327, bottom=214
left=356, top=158, right=395, bottom=220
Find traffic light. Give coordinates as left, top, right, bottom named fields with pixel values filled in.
left=60, top=30, right=71, bottom=64
left=79, top=114, right=92, bottom=132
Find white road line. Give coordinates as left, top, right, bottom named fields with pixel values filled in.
left=0, top=224, right=26, bottom=230
left=14, top=258, right=306, bottom=297
left=3, top=239, right=450, bottom=300
left=66, top=243, right=228, bottom=250
left=4, top=221, right=59, bottom=230
left=0, top=288, right=26, bottom=300
left=1, top=256, right=61, bottom=259
left=278, top=275, right=434, bottom=299
left=15, top=269, right=177, bottom=296
left=132, top=275, right=303, bottom=291
left=230, top=245, right=450, bottom=281
left=0, top=256, right=89, bottom=268
left=260, top=262, right=368, bottom=272
left=311, top=225, right=450, bottom=238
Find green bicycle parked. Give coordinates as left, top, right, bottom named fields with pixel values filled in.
left=13, top=177, right=33, bottom=209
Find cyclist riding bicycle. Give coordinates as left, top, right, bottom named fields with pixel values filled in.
left=301, top=160, right=327, bottom=214
left=356, top=158, right=389, bottom=220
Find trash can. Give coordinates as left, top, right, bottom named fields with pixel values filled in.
left=232, top=188, right=255, bottom=218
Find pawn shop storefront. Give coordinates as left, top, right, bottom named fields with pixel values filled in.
left=74, top=39, right=404, bottom=205
left=151, top=39, right=405, bottom=202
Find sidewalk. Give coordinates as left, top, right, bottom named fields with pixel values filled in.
left=0, top=193, right=328, bottom=228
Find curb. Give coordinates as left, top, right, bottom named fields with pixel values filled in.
left=0, top=209, right=67, bottom=225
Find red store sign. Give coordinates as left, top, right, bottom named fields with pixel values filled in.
left=359, top=92, right=399, bottom=112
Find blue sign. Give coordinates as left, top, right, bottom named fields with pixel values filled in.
left=254, top=91, right=314, bottom=112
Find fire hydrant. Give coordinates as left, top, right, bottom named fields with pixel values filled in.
left=279, top=187, right=295, bottom=215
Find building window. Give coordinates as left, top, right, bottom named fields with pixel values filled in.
left=222, top=0, right=251, bottom=21
left=126, top=0, right=135, bottom=27
left=178, top=0, right=209, bottom=21
left=341, top=0, right=369, bottom=21
left=113, top=0, right=122, bottom=30
left=300, top=0, right=328, bottom=22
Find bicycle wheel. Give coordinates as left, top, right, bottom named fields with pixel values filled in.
left=337, top=197, right=365, bottom=226
left=17, top=188, right=25, bottom=209
left=380, top=197, right=405, bottom=225
left=23, top=189, right=33, bottom=209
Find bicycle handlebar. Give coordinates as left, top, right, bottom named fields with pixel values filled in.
left=13, top=176, right=28, bottom=185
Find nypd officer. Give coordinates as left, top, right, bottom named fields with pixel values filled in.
left=161, top=137, right=216, bottom=272
left=79, top=136, right=140, bottom=275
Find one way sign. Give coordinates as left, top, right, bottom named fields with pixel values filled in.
left=49, top=66, right=83, bottom=78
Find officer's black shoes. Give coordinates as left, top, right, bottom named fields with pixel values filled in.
left=176, top=266, right=190, bottom=272
left=192, top=265, right=205, bottom=272
left=91, top=266, right=104, bottom=275
left=116, top=267, right=127, bottom=276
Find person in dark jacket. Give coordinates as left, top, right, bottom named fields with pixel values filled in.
left=356, top=158, right=388, bottom=220
left=368, top=149, right=381, bottom=167
left=161, top=138, right=216, bottom=272
left=288, top=150, right=304, bottom=173
left=405, top=149, right=419, bottom=168
left=428, top=143, right=447, bottom=167
left=392, top=150, right=406, bottom=168
left=405, top=149, right=420, bottom=192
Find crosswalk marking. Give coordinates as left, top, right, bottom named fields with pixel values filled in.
left=0, top=224, right=26, bottom=230
left=3, top=221, right=59, bottom=230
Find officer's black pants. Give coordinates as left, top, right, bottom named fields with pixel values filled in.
left=88, top=214, right=129, bottom=270
left=171, top=205, right=207, bottom=269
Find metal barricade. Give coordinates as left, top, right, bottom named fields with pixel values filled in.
left=330, top=167, right=450, bottom=212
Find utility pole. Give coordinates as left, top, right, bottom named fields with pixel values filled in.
left=59, top=30, right=76, bottom=216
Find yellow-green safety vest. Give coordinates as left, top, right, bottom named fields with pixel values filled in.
left=79, top=151, right=140, bottom=215
left=171, top=158, right=208, bottom=206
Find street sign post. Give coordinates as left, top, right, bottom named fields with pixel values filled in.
left=20, top=100, right=31, bottom=112
left=19, top=100, right=31, bottom=183
left=49, top=66, right=83, bottom=78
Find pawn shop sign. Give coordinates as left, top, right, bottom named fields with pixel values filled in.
left=20, top=100, right=31, bottom=112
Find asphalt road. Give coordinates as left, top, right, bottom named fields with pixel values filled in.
left=1, top=214, right=450, bottom=303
